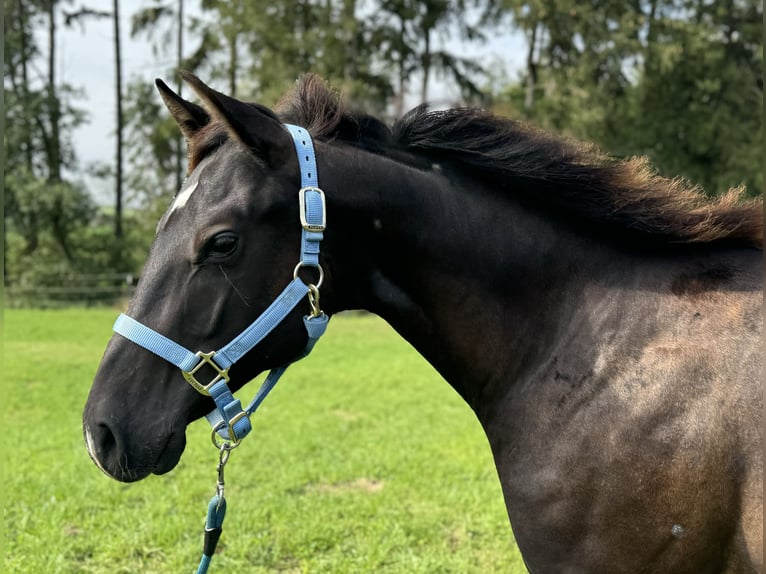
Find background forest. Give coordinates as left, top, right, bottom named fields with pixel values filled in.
left=4, top=0, right=763, bottom=306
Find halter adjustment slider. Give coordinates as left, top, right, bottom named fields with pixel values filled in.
left=224, top=411, right=249, bottom=445
left=298, top=186, right=326, bottom=232
left=182, top=351, right=230, bottom=396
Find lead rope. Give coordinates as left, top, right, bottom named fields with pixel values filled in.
left=196, top=438, right=235, bottom=574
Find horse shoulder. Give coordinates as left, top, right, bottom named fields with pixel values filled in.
left=484, top=249, right=762, bottom=572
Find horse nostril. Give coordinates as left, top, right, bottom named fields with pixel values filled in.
left=85, top=422, right=119, bottom=478
left=96, top=422, right=117, bottom=454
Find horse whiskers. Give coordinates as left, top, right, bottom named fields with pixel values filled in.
left=219, top=265, right=251, bottom=307
left=119, top=451, right=130, bottom=480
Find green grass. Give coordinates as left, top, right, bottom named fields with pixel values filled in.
left=4, top=309, right=524, bottom=573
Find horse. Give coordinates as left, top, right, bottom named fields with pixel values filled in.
left=83, top=72, right=763, bottom=573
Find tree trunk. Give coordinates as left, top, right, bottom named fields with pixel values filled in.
left=113, top=0, right=123, bottom=239
left=51, top=199, right=74, bottom=261
left=524, top=21, right=539, bottom=112
left=228, top=33, right=237, bottom=95
left=395, top=15, right=407, bottom=118
left=175, top=0, right=184, bottom=192
left=420, top=27, right=430, bottom=104
left=47, top=0, right=62, bottom=183
left=18, top=1, right=34, bottom=171
left=341, top=0, right=356, bottom=91
left=643, top=0, right=659, bottom=72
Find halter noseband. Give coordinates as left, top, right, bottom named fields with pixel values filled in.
left=112, top=124, right=329, bottom=446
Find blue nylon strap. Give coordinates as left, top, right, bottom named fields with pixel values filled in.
left=244, top=366, right=287, bottom=414
left=113, top=279, right=313, bottom=442
left=301, top=229, right=323, bottom=267
left=202, top=277, right=313, bottom=442
left=285, top=124, right=325, bottom=268
left=302, top=314, right=330, bottom=354
left=113, top=314, right=199, bottom=372
left=284, top=124, right=318, bottom=188
left=196, top=494, right=226, bottom=574
left=299, top=190, right=324, bottom=267
left=208, top=380, right=251, bottom=440
left=241, top=314, right=328, bottom=415
left=205, top=313, right=330, bottom=440
left=204, top=313, right=329, bottom=440
left=113, top=277, right=308, bottom=380
left=205, top=494, right=226, bottom=529
left=196, top=554, right=212, bottom=574
left=203, top=366, right=286, bottom=438
left=214, top=278, right=309, bottom=369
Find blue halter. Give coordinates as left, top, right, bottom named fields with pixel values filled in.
left=112, top=124, right=329, bottom=446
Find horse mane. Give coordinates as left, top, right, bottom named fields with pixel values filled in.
left=279, top=74, right=764, bottom=248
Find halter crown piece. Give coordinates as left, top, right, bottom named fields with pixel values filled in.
left=111, top=124, right=329, bottom=574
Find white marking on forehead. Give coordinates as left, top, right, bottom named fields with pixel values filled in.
left=166, top=153, right=216, bottom=218
left=169, top=179, right=198, bottom=213
left=156, top=154, right=217, bottom=233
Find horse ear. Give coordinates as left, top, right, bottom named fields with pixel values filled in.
left=180, top=71, right=292, bottom=166
left=155, top=78, right=210, bottom=139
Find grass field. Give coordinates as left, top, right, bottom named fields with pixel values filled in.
left=4, top=309, right=525, bottom=573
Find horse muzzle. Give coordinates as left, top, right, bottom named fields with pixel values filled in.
left=83, top=418, right=187, bottom=482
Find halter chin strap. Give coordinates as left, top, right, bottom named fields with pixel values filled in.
left=113, top=123, right=329, bottom=445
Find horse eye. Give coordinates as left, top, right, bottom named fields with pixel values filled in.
left=208, top=232, right=239, bottom=256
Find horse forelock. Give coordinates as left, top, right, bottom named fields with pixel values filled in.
left=275, top=74, right=347, bottom=138
left=275, top=74, right=397, bottom=153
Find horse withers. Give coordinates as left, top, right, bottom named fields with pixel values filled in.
left=83, top=73, right=763, bottom=573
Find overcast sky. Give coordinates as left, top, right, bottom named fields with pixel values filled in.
left=45, top=0, right=524, bottom=203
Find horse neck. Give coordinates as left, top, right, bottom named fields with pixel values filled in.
left=319, top=143, right=630, bottom=412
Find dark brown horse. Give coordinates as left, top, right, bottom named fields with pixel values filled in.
left=83, top=73, right=763, bottom=573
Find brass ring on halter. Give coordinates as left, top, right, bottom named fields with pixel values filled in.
left=293, top=262, right=324, bottom=290
left=211, top=422, right=242, bottom=451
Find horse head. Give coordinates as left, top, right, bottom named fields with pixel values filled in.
left=83, top=74, right=330, bottom=481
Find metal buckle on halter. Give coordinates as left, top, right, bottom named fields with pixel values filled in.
left=298, top=186, right=326, bottom=232
left=182, top=351, right=230, bottom=396
left=225, top=411, right=249, bottom=445
left=210, top=412, right=247, bottom=449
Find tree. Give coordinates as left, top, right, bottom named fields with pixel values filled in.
left=131, top=0, right=189, bottom=192
left=199, top=0, right=247, bottom=95
left=622, top=0, right=763, bottom=196
left=45, top=0, right=63, bottom=183
left=3, top=0, right=134, bottom=302
left=121, top=78, right=180, bottom=221
left=490, top=0, right=762, bottom=197
left=63, top=2, right=126, bottom=238
left=113, top=0, right=124, bottom=238
left=377, top=0, right=486, bottom=115
left=5, top=0, right=89, bottom=257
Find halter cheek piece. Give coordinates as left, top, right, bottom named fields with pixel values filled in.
left=112, top=124, right=329, bottom=446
